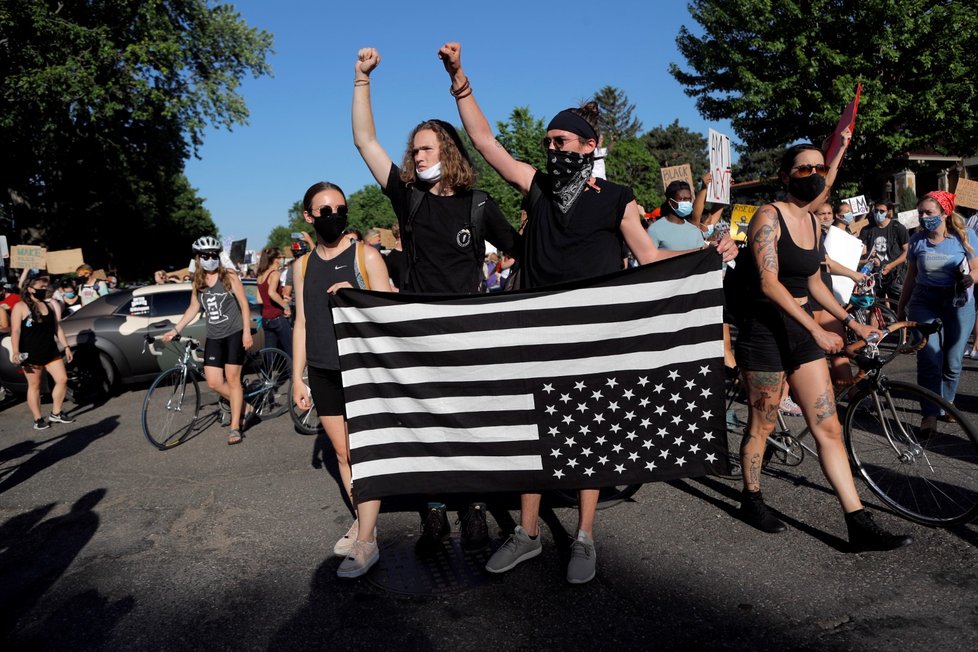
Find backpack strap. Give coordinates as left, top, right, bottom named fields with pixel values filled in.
left=355, top=242, right=371, bottom=290
left=469, top=189, right=488, bottom=267
left=301, top=252, right=311, bottom=279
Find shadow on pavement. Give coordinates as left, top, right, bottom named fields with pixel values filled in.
left=0, top=416, right=119, bottom=495
left=0, top=488, right=134, bottom=644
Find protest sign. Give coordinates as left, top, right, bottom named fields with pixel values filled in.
left=707, top=129, right=731, bottom=204
left=229, top=239, right=247, bottom=265
left=10, top=245, right=46, bottom=269
left=729, top=204, right=759, bottom=241
left=660, top=164, right=695, bottom=192
left=825, top=83, right=862, bottom=163
left=45, top=248, right=85, bottom=275
left=896, top=210, right=919, bottom=230
left=0, top=236, right=8, bottom=260
left=954, top=177, right=978, bottom=210
left=824, top=227, right=863, bottom=304
left=843, top=195, right=869, bottom=216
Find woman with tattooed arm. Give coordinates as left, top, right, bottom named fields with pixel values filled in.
left=734, top=135, right=912, bottom=551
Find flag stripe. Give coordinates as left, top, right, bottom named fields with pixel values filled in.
left=347, top=408, right=535, bottom=434
left=347, top=425, right=541, bottom=449
left=333, top=264, right=721, bottom=326
left=354, top=455, right=544, bottom=479
left=341, top=339, right=722, bottom=392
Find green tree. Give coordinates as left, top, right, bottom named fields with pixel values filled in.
left=605, top=137, right=663, bottom=210
left=347, top=184, right=396, bottom=233
left=643, top=120, right=709, bottom=181
left=731, top=144, right=783, bottom=183
left=1, top=0, right=273, bottom=278
left=593, top=86, right=642, bottom=147
left=264, top=201, right=311, bottom=251
left=670, top=0, right=978, bottom=192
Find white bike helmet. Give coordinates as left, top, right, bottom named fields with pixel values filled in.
left=191, top=235, right=222, bottom=253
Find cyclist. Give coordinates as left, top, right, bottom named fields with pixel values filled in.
left=734, top=138, right=911, bottom=552
left=163, top=236, right=254, bottom=445
left=290, top=181, right=392, bottom=579
left=8, top=273, right=75, bottom=429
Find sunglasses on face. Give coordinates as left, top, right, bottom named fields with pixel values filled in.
left=198, top=252, right=220, bottom=260
left=311, top=204, right=348, bottom=218
left=542, top=135, right=583, bottom=150
left=790, top=164, right=829, bottom=178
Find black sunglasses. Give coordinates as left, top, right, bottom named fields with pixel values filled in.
left=542, top=135, right=584, bottom=150
left=311, top=204, right=348, bottom=218
left=198, top=252, right=220, bottom=260
left=790, top=164, right=829, bottom=178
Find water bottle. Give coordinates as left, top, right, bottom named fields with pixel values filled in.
left=953, top=261, right=970, bottom=308
left=17, top=352, right=28, bottom=363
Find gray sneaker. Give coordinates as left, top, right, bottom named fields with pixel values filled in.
left=336, top=540, right=379, bottom=579
left=566, top=531, right=596, bottom=584
left=485, top=525, right=542, bottom=574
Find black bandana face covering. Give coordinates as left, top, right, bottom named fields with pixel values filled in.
left=546, top=150, right=593, bottom=214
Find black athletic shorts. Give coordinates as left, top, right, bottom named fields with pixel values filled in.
left=307, top=365, right=346, bottom=417
left=735, top=302, right=825, bottom=373
left=203, top=330, right=246, bottom=368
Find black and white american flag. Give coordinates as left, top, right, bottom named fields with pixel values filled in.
left=331, top=249, right=730, bottom=502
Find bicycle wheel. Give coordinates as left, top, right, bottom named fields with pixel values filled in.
left=550, top=484, right=643, bottom=510
left=246, top=348, right=291, bottom=419
left=844, top=379, right=978, bottom=526
left=142, top=367, right=200, bottom=450
left=289, top=372, right=323, bottom=436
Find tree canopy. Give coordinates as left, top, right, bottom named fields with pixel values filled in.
left=670, top=0, right=978, bottom=192
left=1, top=0, right=273, bottom=279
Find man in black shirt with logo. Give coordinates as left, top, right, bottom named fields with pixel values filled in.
left=860, top=200, right=908, bottom=300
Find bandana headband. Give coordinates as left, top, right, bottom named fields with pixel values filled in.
left=546, top=110, right=598, bottom=142
left=925, top=190, right=956, bottom=216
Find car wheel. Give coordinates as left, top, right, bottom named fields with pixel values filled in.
left=68, top=350, right=117, bottom=403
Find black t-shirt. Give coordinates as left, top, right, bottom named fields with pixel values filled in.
left=384, top=248, right=407, bottom=290
left=522, top=171, right=632, bottom=288
left=860, top=221, right=909, bottom=279
left=383, top=164, right=521, bottom=294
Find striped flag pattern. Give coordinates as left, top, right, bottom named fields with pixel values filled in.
left=332, top=249, right=730, bottom=502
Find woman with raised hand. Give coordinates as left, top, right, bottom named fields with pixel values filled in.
left=438, top=41, right=737, bottom=584
left=734, top=137, right=911, bottom=551
left=290, top=181, right=392, bottom=579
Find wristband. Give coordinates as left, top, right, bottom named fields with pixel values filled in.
left=842, top=314, right=854, bottom=327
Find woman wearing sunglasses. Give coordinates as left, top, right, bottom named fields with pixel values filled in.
left=438, top=41, right=738, bottom=584
left=734, top=137, right=912, bottom=550
left=164, top=236, right=254, bottom=445
left=290, top=182, right=392, bottom=579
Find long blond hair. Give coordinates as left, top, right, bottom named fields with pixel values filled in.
left=192, top=258, right=234, bottom=293
left=399, top=119, right=476, bottom=192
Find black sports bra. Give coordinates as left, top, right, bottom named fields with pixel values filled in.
left=773, top=207, right=822, bottom=298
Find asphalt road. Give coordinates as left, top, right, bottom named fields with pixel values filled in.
left=1, top=354, right=977, bottom=651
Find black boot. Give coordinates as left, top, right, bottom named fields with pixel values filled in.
left=738, top=489, right=787, bottom=533
left=844, top=509, right=913, bottom=552
left=415, top=502, right=450, bottom=555
left=458, top=502, right=489, bottom=551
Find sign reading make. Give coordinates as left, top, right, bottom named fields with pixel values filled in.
left=10, top=245, right=46, bottom=269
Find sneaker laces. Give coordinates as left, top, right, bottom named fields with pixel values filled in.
left=420, top=509, right=445, bottom=536
left=854, top=512, right=889, bottom=537
left=569, top=539, right=592, bottom=561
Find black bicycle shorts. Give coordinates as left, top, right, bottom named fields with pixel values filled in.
left=203, top=330, right=246, bottom=368
left=306, top=365, right=346, bottom=418
left=735, top=302, right=825, bottom=373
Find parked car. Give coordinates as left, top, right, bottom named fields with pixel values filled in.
left=0, top=280, right=265, bottom=396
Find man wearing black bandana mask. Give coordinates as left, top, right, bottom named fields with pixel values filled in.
left=440, top=41, right=739, bottom=584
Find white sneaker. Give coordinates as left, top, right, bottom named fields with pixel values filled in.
left=333, top=520, right=378, bottom=557
left=337, top=540, right=379, bottom=579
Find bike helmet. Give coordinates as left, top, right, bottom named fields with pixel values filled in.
left=850, top=294, right=875, bottom=309
left=192, top=236, right=222, bottom=253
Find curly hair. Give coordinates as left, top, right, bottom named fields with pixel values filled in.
left=399, top=119, right=476, bottom=192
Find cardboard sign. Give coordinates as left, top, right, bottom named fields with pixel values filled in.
left=729, top=204, right=759, bottom=241
left=825, top=83, right=862, bottom=164
left=842, top=195, right=869, bottom=216
left=707, top=129, right=732, bottom=204
left=824, top=226, right=864, bottom=304
left=10, top=245, right=46, bottom=269
left=954, top=177, right=978, bottom=210
left=660, top=164, right=695, bottom=192
left=896, top=209, right=919, bottom=230
left=45, top=248, right=85, bottom=275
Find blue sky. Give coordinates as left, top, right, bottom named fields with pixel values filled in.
left=184, top=0, right=733, bottom=249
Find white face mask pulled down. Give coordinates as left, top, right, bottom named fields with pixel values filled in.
left=416, top=162, right=442, bottom=183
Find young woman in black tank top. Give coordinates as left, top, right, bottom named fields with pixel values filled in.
left=290, top=182, right=392, bottom=580
left=736, top=135, right=911, bottom=552
left=9, top=275, right=75, bottom=429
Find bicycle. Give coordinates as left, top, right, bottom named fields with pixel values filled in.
left=141, top=334, right=291, bottom=450
left=846, top=271, right=920, bottom=362
left=724, top=320, right=978, bottom=527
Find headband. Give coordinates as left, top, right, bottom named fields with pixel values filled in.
left=925, top=190, right=956, bottom=216
left=546, top=109, right=598, bottom=141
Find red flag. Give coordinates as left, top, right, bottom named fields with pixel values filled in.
left=825, top=83, right=862, bottom=163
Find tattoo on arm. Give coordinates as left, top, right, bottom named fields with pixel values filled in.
left=750, top=206, right=780, bottom=276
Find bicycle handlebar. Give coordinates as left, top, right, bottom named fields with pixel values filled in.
left=142, top=333, right=200, bottom=358
left=844, top=319, right=942, bottom=357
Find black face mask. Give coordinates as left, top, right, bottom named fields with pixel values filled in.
left=313, top=215, right=348, bottom=244
left=546, top=150, right=593, bottom=214
left=787, top=174, right=826, bottom=203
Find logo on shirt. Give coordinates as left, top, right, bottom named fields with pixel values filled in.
left=456, top=227, right=472, bottom=248
left=204, top=292, right=230, bottom=324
